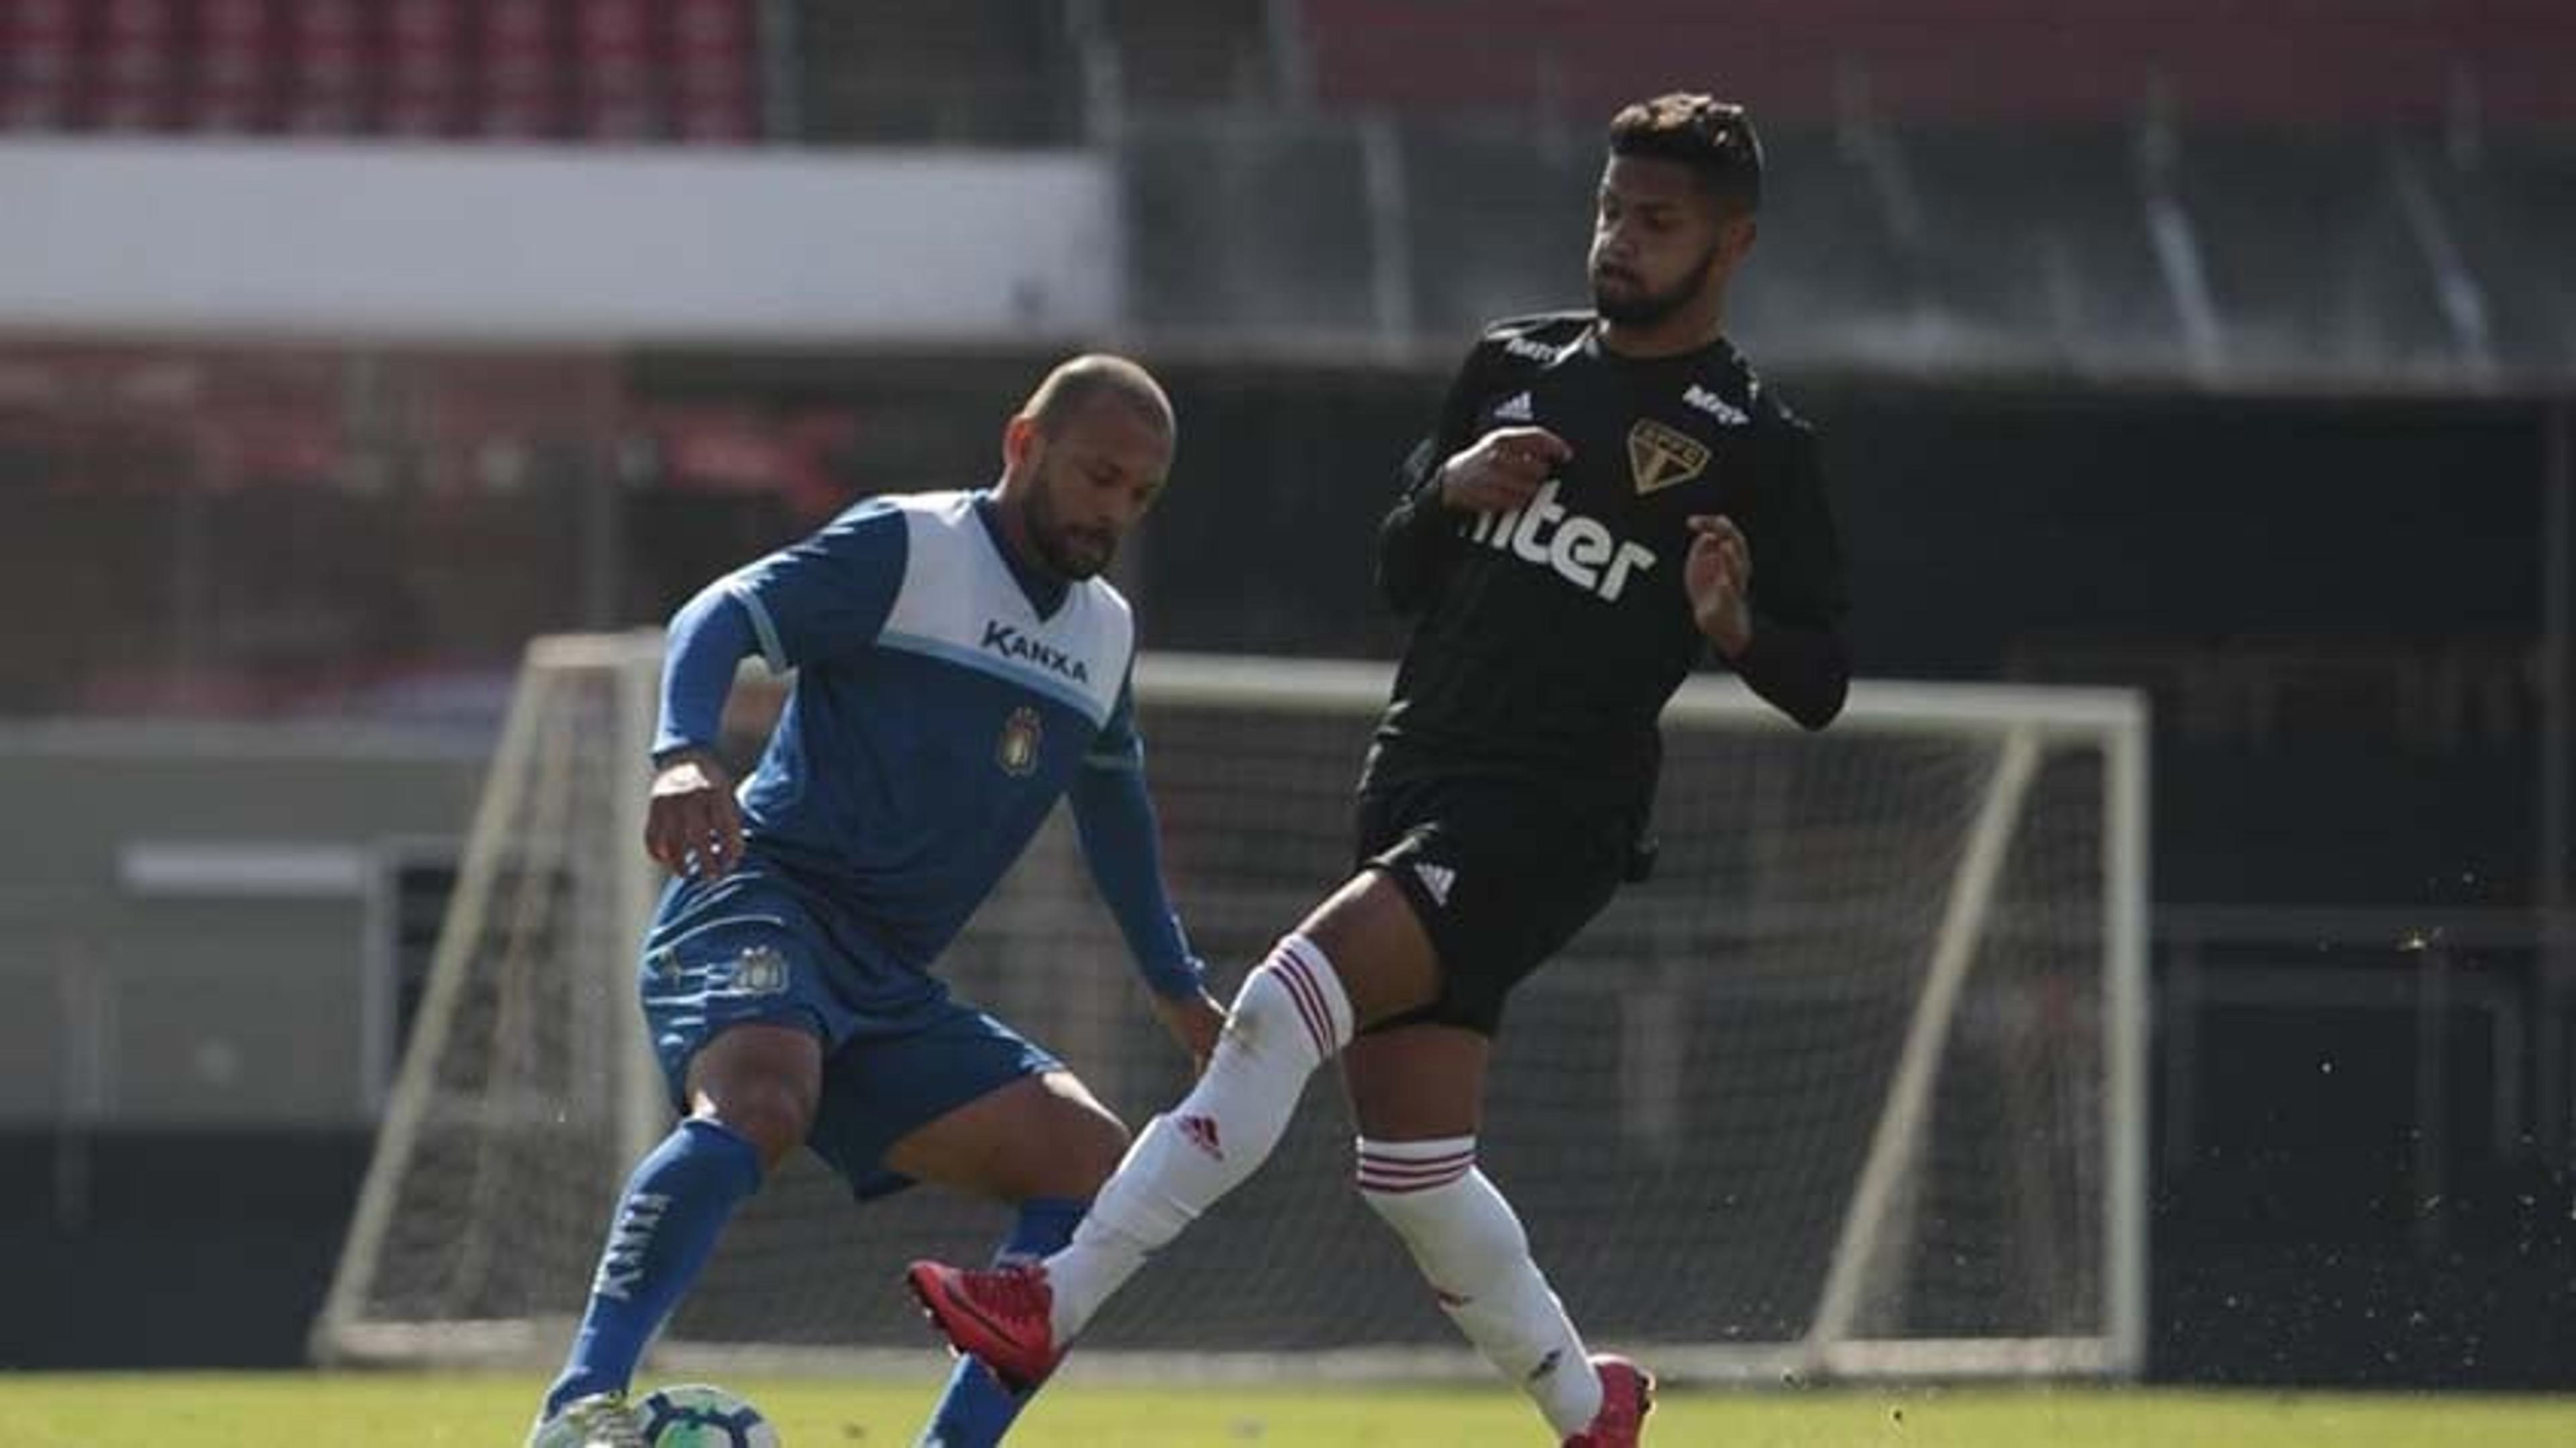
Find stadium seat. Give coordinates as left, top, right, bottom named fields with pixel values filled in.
left=90, top=0, right=176, bottom=134
left=382, top=0, right=465, bottom=138
left=184, top=0, right=280, bottom=135
left=572, top=0, right=658, bottom=140
left=670, top=0, right=756, bottom=142
left=476, top=0, right=562, bottom=140
left=1, top=0, right=80, bottom=132
left=282, top=0, right=369, bottom=136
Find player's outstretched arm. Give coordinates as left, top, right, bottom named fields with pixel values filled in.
left=646, top=583, right=761, bottom=876
left=1067, top=710, right=1224, bottom=1068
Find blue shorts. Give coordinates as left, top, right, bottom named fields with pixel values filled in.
left=639, top=866, right=1062, bottom=1200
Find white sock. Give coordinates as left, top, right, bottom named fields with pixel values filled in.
left=1358, top=1137, right=1603, bottom=1436
left=1044, top=933, right=1354, bottom=1340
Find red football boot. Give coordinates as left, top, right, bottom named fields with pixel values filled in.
left=905, top=1259, right=1063, bottom=1390
left=1562, top=1353, right=1655, bottom=1447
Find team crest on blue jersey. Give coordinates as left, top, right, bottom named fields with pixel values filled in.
left=724, top=945, right=790, bottom=996
left=997, top=706, right=1043, bottom=776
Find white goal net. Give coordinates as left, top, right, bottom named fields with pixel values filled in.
left=314, top=633, right=2148, bottom=1384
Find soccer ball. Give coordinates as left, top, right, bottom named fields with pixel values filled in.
left=635, top=1383, right=782, bottom=1447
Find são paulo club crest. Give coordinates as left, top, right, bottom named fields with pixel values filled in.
left=1627, top=417, right=1711, bottom=495
left=996, top=705, right=1043, bottom=776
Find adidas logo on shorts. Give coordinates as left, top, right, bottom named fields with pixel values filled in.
left=1413, top=862, right=1456, bottom=906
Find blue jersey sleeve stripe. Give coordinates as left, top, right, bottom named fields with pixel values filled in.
left=726, top=578, right=792, bottom=674
left=877, top=629, right=1114, bottom=727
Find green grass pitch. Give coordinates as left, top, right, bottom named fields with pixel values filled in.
left=5, top=1373, right=2573, bottom=1446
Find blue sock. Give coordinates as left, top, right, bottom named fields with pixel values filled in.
left=915, top=1197, right=1088, bottom=1448
left=542, top=1118, right=764, bottom=1418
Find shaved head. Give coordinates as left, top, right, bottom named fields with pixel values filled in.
left=1022, top=354, right=1175, bottom=444
left=995, top=352, right=1177, bottom=581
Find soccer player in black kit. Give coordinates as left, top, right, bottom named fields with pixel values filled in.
left=913, top=93, right=1849, bottom=1447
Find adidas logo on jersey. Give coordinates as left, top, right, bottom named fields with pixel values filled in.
left=981, top=621, right=1090, bottom=684
left=1413, top=862, right=1456, bottom=906
left=1491, top=391, right=1535, bottom=423
left=1683, top=384, right=1751, bottom=426
left=1460, top=479, right=1659, bottom=602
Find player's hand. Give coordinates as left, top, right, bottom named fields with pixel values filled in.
left=1434, top=427, right=1572, bottom=513
left=1686, top=514, right=1754, bottom=656
left=1150, top=986, right=1227, bottom=1077
left=645, top=747, right=744, bottom=880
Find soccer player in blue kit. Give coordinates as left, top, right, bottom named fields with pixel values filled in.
left=530, top=355, right=1225, bottom=1448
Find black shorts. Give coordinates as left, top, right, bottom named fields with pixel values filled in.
left=1353, top=773, right=1628, bottom=1036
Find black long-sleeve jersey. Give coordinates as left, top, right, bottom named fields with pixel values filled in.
left=1363, top=311, right=1853, bottom=843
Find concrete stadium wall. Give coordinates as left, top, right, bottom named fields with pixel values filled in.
left=0, top=142, right=1120, bottom=343
left=0, top=723, right=486, bottom=1127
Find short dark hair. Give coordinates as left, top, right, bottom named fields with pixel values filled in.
left=1607, top=93, right=1762, bottom=215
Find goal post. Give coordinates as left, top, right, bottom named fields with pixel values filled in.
left=313, top=635, right=2149, bottom=1384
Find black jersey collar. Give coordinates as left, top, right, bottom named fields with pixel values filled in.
left=1589, top=324, right=1762, bottom=417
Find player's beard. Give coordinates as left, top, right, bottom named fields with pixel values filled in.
left=1023, top=458, right=1116, bottom=580
left=1591, top=245, right=1721, bottom=328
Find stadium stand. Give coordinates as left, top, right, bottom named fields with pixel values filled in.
left=1297, top=0, right=2576, bottom=131
left=1097, top=0, right=1277, bottom=109
left=0, top=0, right=761, bottom=141
left=794, top=0, right=1077, bottom=144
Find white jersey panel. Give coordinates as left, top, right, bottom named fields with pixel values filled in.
left=875, top=492, right=1132, bottom=729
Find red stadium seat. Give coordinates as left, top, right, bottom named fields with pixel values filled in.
left=572, top=0, right=658, bottom=140
left=89, top=0, right=176, bottom=133
left=3, top=0, right=83, bottom=132
left=3, top=0, right=761, bottom=143
left=382, top=0, right=465, bottom=138
left=476, top=0, right=563, bottom=140
left=185, top=0, right=280, bottom=135
left=670, top=0, right=755, bottom=142
left=281, top=0, right=370, bottom=136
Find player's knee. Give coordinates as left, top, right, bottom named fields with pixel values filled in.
left=1299, top=876, right=1441, bottom=1026
left=1036, top=1093, right=1131, bottom=1195
left=996, top=1082, right=1129, bottom=1199
left=1062, top=1105, right=1131, bottom=1192
left=1229, top=936, right=1356, bottom=1066
left=684, top=1022, right=820, bottom=1171
left=696, top=1074, right=814, bottom=1172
